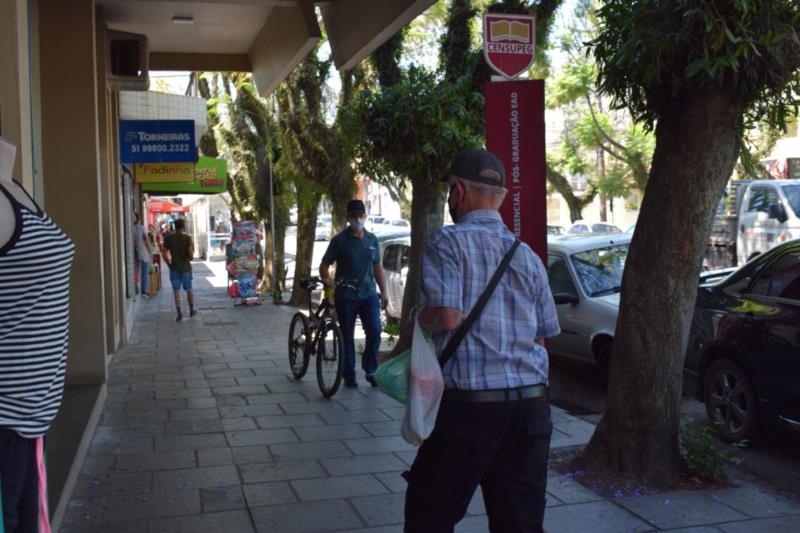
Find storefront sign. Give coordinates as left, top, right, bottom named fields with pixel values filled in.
left=483, top=14, right=536, bottom=79
left=141, top=157, right=227, bottom=194
left=135, top=162, right=195, bottom=183
left=485, top=80, right=546, bottom=258
left=119, top=120, right=195, bottom=164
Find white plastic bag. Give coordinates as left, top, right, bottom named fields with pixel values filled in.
left=401, top=318, right=445, bottom=446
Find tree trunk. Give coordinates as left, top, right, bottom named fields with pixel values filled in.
left=289, top=191, right=321, bottom=307
left=391, top=177, right=446, bottom=355
left=581, top=89, right=745, bottom=487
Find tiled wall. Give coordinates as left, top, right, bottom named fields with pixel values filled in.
left=119, top=91, right=208, bottom=139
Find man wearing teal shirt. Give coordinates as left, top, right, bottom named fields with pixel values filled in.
left=320, top=200, right=389, bottom=388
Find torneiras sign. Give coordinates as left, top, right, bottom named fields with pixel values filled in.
left=485, top=80, right=546, bottom=259
left=483, top=14, right=536, bottom=79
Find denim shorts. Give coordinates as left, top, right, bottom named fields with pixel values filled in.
left=170, top=270, right=193, bottom=291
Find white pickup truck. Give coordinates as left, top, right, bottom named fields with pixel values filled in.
left=707, top=179, right=800, bottom=268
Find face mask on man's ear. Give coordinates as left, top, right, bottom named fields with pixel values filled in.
left=349, top=217, right=365, bottom=230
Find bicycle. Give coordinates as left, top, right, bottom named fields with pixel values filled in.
left=288, top=277, right=350, bottom=397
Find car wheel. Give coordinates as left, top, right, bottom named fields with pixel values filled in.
left=703, top=358, right=758, bottom=442
left=595, top=342, right=612, bottom=386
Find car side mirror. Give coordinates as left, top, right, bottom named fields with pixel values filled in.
left=553, top=293, right=579, bottom=305
left=768, top=202, right=788, bottom=223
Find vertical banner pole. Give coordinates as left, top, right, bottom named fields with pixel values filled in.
left=485, top=79, right=547, bottom=259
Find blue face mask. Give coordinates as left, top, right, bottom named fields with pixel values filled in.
left=349, top=217, right=365, bottom=230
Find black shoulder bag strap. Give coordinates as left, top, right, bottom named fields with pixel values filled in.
left=438, top=238, right=521, bottom=368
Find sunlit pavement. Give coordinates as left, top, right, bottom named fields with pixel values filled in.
left=59, top=263, right=800, bottom=532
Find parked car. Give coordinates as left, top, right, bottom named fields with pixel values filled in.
left=547, top=225, right=566, bottom=235
left=315, top=214, right=332, bottom=241
left=380, top=235, right=411, bottom=321
left=567, top=220, right=622, bottom=234
left=387, top=219, right=410, bottom=230
left=545, top=233, right=632, bottom=379
left=707, top=179, right=800, bottom=269
left=683, top=239, right=800, bottom=442
left=366, top=215, right=388, bottom=232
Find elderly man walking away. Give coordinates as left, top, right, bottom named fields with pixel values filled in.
left=163, top=218, right=198, bottom=322
left=403, top=149, right=561, bottom=533
left=320, top=200, right=389, bottom=388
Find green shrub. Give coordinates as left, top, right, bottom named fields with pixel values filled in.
left=680, top=415, right=746, bottom=482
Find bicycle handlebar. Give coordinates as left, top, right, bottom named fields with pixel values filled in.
left=300, top=277, right=357, bottom=292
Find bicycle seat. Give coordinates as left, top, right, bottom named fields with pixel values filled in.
left=301, top=277, right=321, bottom=291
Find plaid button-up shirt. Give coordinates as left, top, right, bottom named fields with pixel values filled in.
left=421, top=210, right=560, bottom=390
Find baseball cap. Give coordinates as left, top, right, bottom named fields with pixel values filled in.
left=441, top=149, right=506, bottom=188
left=346, top=199, right=366, bottom=215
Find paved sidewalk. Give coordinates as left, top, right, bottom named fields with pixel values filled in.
left=60, top=263, right=800, bottom=532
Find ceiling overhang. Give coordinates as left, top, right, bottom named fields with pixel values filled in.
left=99, top=0, right=435, bottom=95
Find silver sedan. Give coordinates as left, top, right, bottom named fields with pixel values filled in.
left=546, top=233, right=632, bottom=379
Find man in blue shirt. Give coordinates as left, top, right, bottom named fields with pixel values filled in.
left=403, top=149, right=560, bottom=533
left=320, top=200, right=389, bottom=388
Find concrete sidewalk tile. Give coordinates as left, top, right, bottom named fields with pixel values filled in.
left=320, top=454, right=408, bottom=477
left=221, top=417, right=258, bottom=431
left=101, top=490, right=201, bottom=523
left=269, top=440, right=353, bottom=461
left=381, top=407, right=406, bottom=421
left=219, top=404, right=283, bottom=418
left=466, top=487, right=486, bottom=515
left=717, top=516, right=800, bottom=532
left=231, top=445, right=272, bottom=465
left=394, top=451, right=418, bottom=466
left=617, top=491, right=749, bottom=530
left=545, top=472, right=604, bottom=504
left=168, top=408, right=221, bottom=421
left=243, top=481, right=298, bottom=506
left=658, top=528, right=724, bottom=532
left=279, top=401, right=348, bottom=415
left=226, top=428, right=298, bottom=446
left=186, top=397, right=220, bottom=409
left=148, top=509, right=255, bottom=533
left=239, top=459, right=326, bottom=483
left=153, top=465, right=240, bottom=492
left=212, top=385, right=270, bottom=396
left=337, top=396, right=404, bottom=411
left=350, top=492, right=406, bottom=527
left=543, top=501, right=654, bottom=533
left=339, top=527, right=403, bottom=533
left=165, top=419, right=224, bottom=436
left=455, top=515, right=492, bottom=532
left=321, top=409, right=393, bottom=425
left=156, top=387, right=214, bottom=399
left=375, top=471, right=407, bottom=493
left=156, top=433, right=228, bottom=452
left=237, top=375, right=296, bottom=386
left=200, top=485, right=246, bottom=512
left=115, top=450, right=197, bottom=472
left=255, top=413, right=325, bottom=429
left=294, top=423, right=371, bottom=442
left=360, top=421, right=402, bottom=437
left=73, top=471, right=153, bottom=496
left=89, top=435, right=154, bottom=455
left=245, top=392, right=309, bottom=404
left=344, top=436, right=417, bottom=455
left=251, top=500, right=364, bottom=533
left=198, top=447, right=235, bottom=467
left=705, top=487, right=800, bottom=518
left=267, top=382, right=319, bottom=393
left=215, top=396, right=249, bottom=407
left=103, top=411, right=168, bottom=425
left=291, top=475, right=389, bottom=501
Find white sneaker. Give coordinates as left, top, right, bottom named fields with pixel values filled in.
left=142, top=294, right=150, bottom=300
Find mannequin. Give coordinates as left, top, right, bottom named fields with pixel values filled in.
left=0, top=136, right=38, bottom=249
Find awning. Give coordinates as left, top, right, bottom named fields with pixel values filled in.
left=148, top=199, right=189, bottom=214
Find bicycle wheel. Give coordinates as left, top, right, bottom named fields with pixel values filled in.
left=316, top=319, right=344, bottom=397
left=288, top=312, right=311, bottom=379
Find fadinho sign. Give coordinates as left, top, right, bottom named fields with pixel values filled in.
left=483, top=14, right=536, bottom=79
left=134, top=162, right=195, bottom=183
left=141, top=157, right=227, bottom=195
left=119, top=120, right=196, bottom=164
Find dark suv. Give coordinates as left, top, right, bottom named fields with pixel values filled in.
left=684, top=240, right=800, bottom=442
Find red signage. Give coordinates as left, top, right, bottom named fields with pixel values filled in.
left=483, top=14, right=536, bottom=79
left=485, top=80, right=546, bottom=259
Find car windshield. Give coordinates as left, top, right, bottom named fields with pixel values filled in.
left=571, top=244, right=629, bottom=297
left=783, top=185, right=800, bottom=217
